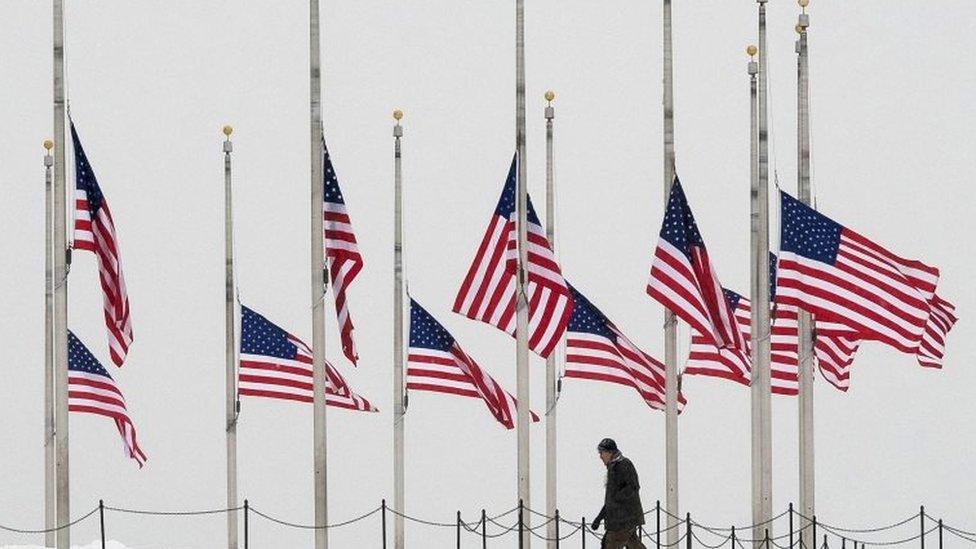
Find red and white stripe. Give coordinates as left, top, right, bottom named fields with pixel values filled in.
left=685, top=297, right=754, bottom=388
left=778, top=229, right=938, bottom=354
left=239, top=334, right=376, bottom=412
left=68, top=370, right=147, bottom=467
left=323, top=200, right=363, bottom=366
left=916, top=294, right=957, bottom=369
left=407, top=345, right=539, bottom=429
left=453, top=159, right=573, bottom=359
left=648, top=242, right=748, bottom=353
left=74, top=188, right=133, bottom=367
left=565, top=326, right=686, bottom=412
left=686, top=295, right=860, bottom=395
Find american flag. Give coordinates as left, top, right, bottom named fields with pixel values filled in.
left=71, top=123, right=133, bottom=367
left=647, top=178, right=747, bottom=352
left=564, top=284, right=686, bottom=412
left=407, top=298, right=538, bottom=429
left=777, top=191, right=955, bottom=360
left=68, top=331, right=146, bottom=467
left=453, top=154, right=574, bottom=359
left=238, top=305, right=376, bottom=412
left=685, top=286, right=862, bottom=394
left=322, top=141, right=363, bottom=366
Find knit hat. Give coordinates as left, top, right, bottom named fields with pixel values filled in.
left=597, top=438, right=618, bottom=453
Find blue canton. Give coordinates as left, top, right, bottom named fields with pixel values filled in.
left=658, top=178, right=705, bottom=260
left=68, top=330, right=111, bottom=378
left=240, top=306, right=299, bottom=360
left=409, top=299, right=456, bottom=352
left=722, top=289, right=743, bottom=311
left=323, top=141, right=345, bottom=205
left=493, top=154, right=542, bottom=226
left=70, top=123, right=104, bottom=214
left=780, top=191, right=842, bottom=264
left=566, top=284, right=617, bottom=341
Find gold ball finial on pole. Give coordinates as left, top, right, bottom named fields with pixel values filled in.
left=43, top=139, right=54, bottom=151
left=747, top=45, right=758, bottom=58
left=222, top=125, right=233, bottom=137
left=393, top=109, right=403, bottom=122
left=798, top=0, right=809, bottom=12
left=544, top=90, right=555, bottom=104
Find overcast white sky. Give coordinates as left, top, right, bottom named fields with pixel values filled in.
left=1, top=1, right=974, bottom=547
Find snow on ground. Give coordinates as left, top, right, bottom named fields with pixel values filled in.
left=2, top=542, right=129, bottom=549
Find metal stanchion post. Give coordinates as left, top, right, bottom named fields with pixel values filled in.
left=244, top=500, right=249, bottom=549
left=99, top=500, right=106, bottom=549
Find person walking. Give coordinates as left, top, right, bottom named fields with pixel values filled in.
left=591, top=438, right=647, bottom=549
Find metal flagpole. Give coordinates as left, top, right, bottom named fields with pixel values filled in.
left=514, top=1, right=531, bottom=546
left=662, top=1, right=679, bottom=544
left=543, top=90, right=557, bottom=549
left=796, top=2, right=815, bottom=547
left=309, top=0, right=329, bottom=547
left=44, top=138, right=55, bottom=549
left=392, top=108, right=406, bottom=549
left=53, top=0, right=71, bottom=547
left=747, top=44, right=764, bottom=546
left=752, top=0, right=774, bottom=544
left=223, top=125, right=239, bottom=549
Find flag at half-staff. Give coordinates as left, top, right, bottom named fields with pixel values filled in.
left=646, top=177, right=747, bottom=353
left=685, top=281, right=862, bottom=394
left=777, top=191, right=957, bottom=367
left=71, top=122, right=133, bottom=367
left=238, top=305, right=377, bottom=412
left=67, top=331, right=147, bottom=467
left=563, top=283, right=686, bottom=412
left=453, top=154, right=573, bottom=358
left=407, top=298, right=539, bottom=429
left=322, top=140, right=364, bottom=366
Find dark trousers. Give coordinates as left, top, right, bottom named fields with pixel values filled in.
left=602, top=527, right=647, bottom=549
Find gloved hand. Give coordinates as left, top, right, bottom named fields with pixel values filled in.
left=591, top=517, right=602, bottom=531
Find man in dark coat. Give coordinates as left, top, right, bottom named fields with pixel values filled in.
left=591, top=438, right=647, bottom=549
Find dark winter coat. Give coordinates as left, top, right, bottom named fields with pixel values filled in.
left=595, top=455, right=645, bottom=532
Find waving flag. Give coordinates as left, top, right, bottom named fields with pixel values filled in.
left=916, top=295, right=957, bottom=369
left=777, top=191, right=952, bottom=355
left=71, top=123, right=133, bottom=367
left=68, top=331, right=146, bottom=467
left=453, top=154, right=573, bottom=358
left=684, top=288, right=755, bottom=388
left=564, top=284, right=686, bottom=412
left=647, top=178, right=746, bottom=352
left=685, top=255, right=862, bottom=394
left=322, top=141, right=364, bottom=366
left=238, top=305, right=376, bottom=412
left=408, top=298, right=538, bottom=429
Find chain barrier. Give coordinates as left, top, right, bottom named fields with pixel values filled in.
left=0, top=506, right=98, bottom=534
left=249, top=504, right=380, bottom=530
left=944, top=525, right=976, bottom=544
left=4, top=501, right=975, bottom=547
left=793, top=510, right=919, bottom=534
left=526, top=521, right=582, bottom=542
left=850, top=522, right=940, bottom=546
left=104, top=505, right=241, bottom=516
left=690, top=527, right=734, bottom=548
left=387, top=507, right=457, bottom=528
left=925, top=510, right=976, bottom=537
